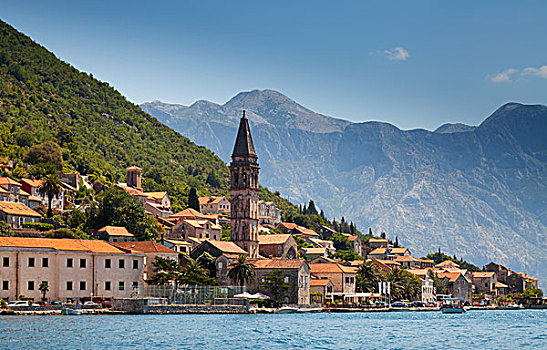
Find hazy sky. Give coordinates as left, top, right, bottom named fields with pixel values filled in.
left=3, top=0, right=547, bottom=130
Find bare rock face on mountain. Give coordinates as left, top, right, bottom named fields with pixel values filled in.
left=142, top=92, right=547, bottom=286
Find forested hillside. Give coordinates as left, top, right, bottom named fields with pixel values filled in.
left=0, top=20, right=230, bottom=209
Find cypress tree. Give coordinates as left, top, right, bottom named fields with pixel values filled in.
left=394, top=236, right=399, bottom=248
left=188, top=187, right=200, bottom=211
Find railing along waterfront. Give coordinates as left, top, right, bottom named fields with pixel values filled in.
left=131, top=285, right=247, bottom=306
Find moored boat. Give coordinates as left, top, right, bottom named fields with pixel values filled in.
left=274, top=306, right=299, bottom=314
left=297, top=307, right=322, bottom=313
left=61, top=308, right=82, bottom=315
left=440, top=298, right=466, bottom=314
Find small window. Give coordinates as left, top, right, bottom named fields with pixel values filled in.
left=284, top=276, right=289, bottom=283
left=3, top=257, right=9, bottom=267
left=28, top=257, right=35, bottom=267
left=42, top=257, right=49, bottom=268
left=67, top=281, right=73, bottom=291
left=133, top=260, right=138, bottom=269
left=80, top=281, right=86, bottom=290
left=105, top=281, right=111, bottom=291
left=105, top=259, right=111, bottom=269
left=132, top=281, right=138, bottom=289
left=28, top=281, right=35, bottom=290
left=2, top=281, right=8, bottom=290
left=80, top=259, right=86, bottom=268
left=67, top=258, right=73, bottom=268
left=119, top=281, right=125, bottom=291
left=218, top=262, right=223, bottom=269
left=119, top=259, right=125, bottom=269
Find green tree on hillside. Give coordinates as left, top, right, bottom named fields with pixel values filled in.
left=38, top=164, right=63, bottom=218
left=261, top=269, right=291, bottom=305
left=86, top=188, right=160, bottom=240
left=24, top=142, right=63, bottom=170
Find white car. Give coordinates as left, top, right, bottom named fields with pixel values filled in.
left=7, top=300, right=29, bottom=307
left=83, top=301, right=97, bottom=306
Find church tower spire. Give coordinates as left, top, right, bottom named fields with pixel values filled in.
left=229, top=110, right=260, bottom=258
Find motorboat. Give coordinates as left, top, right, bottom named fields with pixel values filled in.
left=441, top=298, right=466, bottom=314
left=274, top=306, right=299, bottom=314
left=297, top=307, right=322, bottom=313
left=61, top=308, right=82, bottom=315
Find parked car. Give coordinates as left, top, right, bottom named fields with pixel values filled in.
left=391, top=301, right=406, bottom=307
left=83, top=301, right=98, bottom=306
left=101, top=300, right=112, bottom=308
left=7, top=300, right=29, bottom=307
left=410, top=301, right=424, bottom=307
left=31, top=303, right=41, bottom=307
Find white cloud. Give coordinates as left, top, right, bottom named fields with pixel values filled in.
left=488, top=68, right=517, bottom=83
left=521, top=65, right=547, bottom=79
left=384, top=47, right=409, bottom=61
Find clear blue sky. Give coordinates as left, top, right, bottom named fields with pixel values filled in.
left=3, top=0, right=547, bottom=130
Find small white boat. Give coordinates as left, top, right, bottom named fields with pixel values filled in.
left=441, top=298, right=466, bottom=314
left=503, top=304, right=523, bottom=310
left=61, top=308, right=82, bottom=315
left=297, top=308, right=322, bottom=313
left=274, top=306, right=299, bottom=314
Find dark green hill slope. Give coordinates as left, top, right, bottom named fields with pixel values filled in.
left=0, top=20, right=229, bottom=209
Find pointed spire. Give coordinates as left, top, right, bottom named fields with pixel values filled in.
left=232, top=110, right=257, bottom=158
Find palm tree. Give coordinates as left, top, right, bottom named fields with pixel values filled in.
left=228, top=254, right=256, bottom=287
left=356, top=262, right=383, bottom=293
left=39, top=282, right=49, bottom=301
left=38, top=166, right=63, bottom=218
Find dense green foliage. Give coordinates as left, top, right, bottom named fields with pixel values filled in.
left=356, top=262, right=383, bottom=293
left=227, top=255, right=256, bottom=287
left=260, top=269, right=292, bottom=304
left=85, top=188, right=161, bottom=240
left=146, top=254, right=218, bottom=287
left=0, top=20, right=229, bottom=210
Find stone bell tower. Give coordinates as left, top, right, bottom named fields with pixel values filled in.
left=230, top=110, right=260, bottom=258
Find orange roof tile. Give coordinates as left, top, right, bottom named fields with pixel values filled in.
left=258, top=234, right=292, bottom=245
left=0, top=177, right=21, bottom=186
left=310, top=279, right=332, bottom=287
left=0, top=201, right=41, bottom=217
left=310, top=263, right=344, bottom=274
left=143, top=191, right=168, bottom=200
left=0, top=237, right=126, bottom=254
left=472, top=272, right=495, bottom=278
left=126, top=166, right=142, bottom=171
left=171, top=208, right=207, bottom=219
left=198, top=196, right=226, bottom=205
left=247, top=258, right=305, bottom=269
left=368, top=238, right=389, bottom=243
left=98, top=226, right=135, bottom=237
left=110, top=241, right=177, bottom=254
left=19, top=178, right=43, bottom=187
left=0, top=187, right=9, bottom=194
left=207, top=240, right=248, bottom=254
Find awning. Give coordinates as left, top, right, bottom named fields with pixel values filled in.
left=234, top=292, right=270, bottom=299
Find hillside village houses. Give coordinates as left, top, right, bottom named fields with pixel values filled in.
left=0, top=111, right=542, bottom=308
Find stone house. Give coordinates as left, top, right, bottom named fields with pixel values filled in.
left=309, top=263, right=357, bottom=295
left=199, top=196, right=231, bottom=214
left=394, top=256, right=435, bottom=269
left=367, top=247, right=411, bottom=260
left=310, top=279, right=334, bottom=305
left=347, top=235, right=362, bottom=255
left=472, top=271, right=498, bottom=295
left=171, top=219, right=222, bottom=241
left=189, top=240, right=249, bottom=285
left=0, top=201, right=41, bottom=229
left=257, top=200, right=281, bottom=224
left=162, top=239, right=193, bottom=255
left=368, top=238, right=389, bottom=249
left=300, top=247, right=328, bottom=260
left=246, top=258, right=310, bottom=305
left=438, top=272, right=473, bottom=304
left=19, top=178, right=65, bottom=211
left=0, top=237, right=145, bottom=302
left=109, top=241, right=178, bottom=284
left=258, top=234, right=297, bottom=259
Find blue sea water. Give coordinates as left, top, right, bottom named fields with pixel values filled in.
left=0, top=310, right=545, bottom=349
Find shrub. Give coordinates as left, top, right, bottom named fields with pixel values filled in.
left=22, top=222, right=54, bottom=231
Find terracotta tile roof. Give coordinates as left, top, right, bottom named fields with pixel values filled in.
left=28, top=195, right=42, bottom=202
left=143, top=191, right=168, bottom=200
left=390, top=248, right=409, bottom=254
left=0, top=237, right=126, bottom=254
left=98, top=226, right=135, bottom=237
left=495, top=282, right=509, bottom=288
left=347, top=235, right=359, bottom=242
left=0, top=177, right=21, bottom=186
left=19, top=178, right=43, bottom=187
left=258, top=234, right=292, bottom=245
left=296, top=227, right=319, bottom=237
left=247, top=258, right=305, bottom=269
left=310, top=279, right=331, bottom=287
left=406, top=269, right=430, bottom=277
left=472, top=272, right=495, bottom=278
left=368, top=238, right=389, bottom=243
left=278, top=222, right=299, bottom=230
left=126, top=166, right=142, bottom=171
left=310, top=263, right=344, bottom=274
left=18, top=190, right=30, bottom=196
left=0, top=201, right=41, bottom=217
left=208, top=240, right=248, bottom=255
left=198, top=196, right=226, bottom=205
left=340, top=265, right=358, bottom=274
left=394, top=255, right=422, bottom=262
left=110, top=241, right=177, bottom=254
left=368, top=248, right=387, bottom=255
left=435, top=260, right=459, bottom=268
left=164, top=239, right=192, bottom=246
left=171, top=208, right=207, bottom=219
left=301, top=247, right=327, bottom=255
left=369, top=247, right=409, bottom=255
left=0, top=187, right=9, bottom=194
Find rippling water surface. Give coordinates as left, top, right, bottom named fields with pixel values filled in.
left=0, top=310, right=545, bottom=349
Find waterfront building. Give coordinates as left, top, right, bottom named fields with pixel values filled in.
left=309, top=263, right=357, bottom=296
left=407, top=269, right=436, bottom=304
left=0, top=237, right=145, bottom=302
left=229, top=111, right=260, bottom=258
left=310, top=279, right=334, bottom=304
left=246, top=258, right=310, bottom=305
left=109, top=241, right=177, bottom=285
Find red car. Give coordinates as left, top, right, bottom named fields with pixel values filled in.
left=101, top=300, right=112, bottom=308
